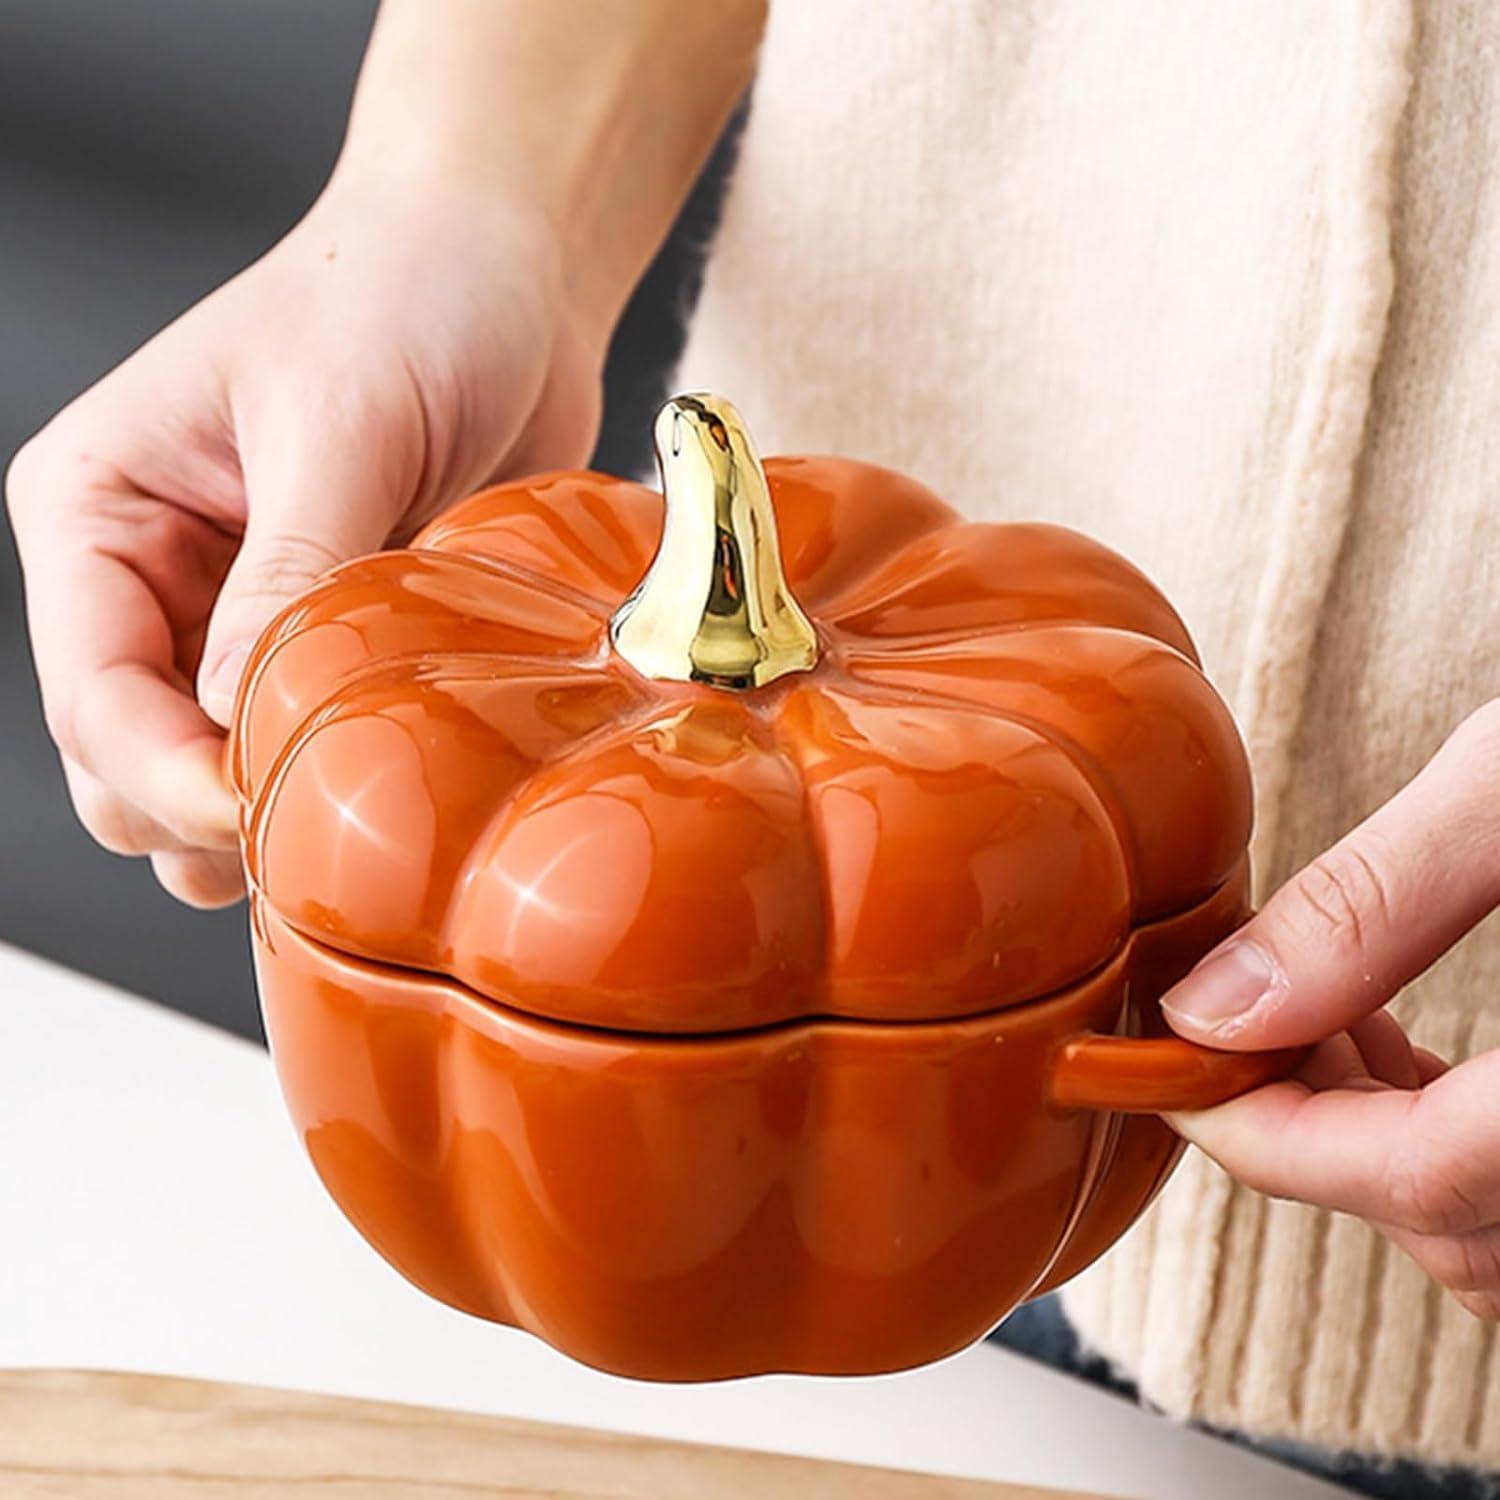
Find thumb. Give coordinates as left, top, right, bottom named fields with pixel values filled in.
left=1161, top=703, right=1500, bottom=1050
left=197, top=408, right=407, bottom=725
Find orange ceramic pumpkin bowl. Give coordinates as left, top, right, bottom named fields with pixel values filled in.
left=230, top=393, right=1293, bottom=1381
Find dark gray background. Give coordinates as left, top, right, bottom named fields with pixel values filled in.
left=0, top=1, right=735, bottom=1040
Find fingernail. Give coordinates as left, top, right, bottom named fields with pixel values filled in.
left=200, top=642, right=252, bottom=726
left=1160, top=940, right=1285, bottom=1037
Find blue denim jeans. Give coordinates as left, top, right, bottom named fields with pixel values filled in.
left=989, top=1298, right=1500, bottom=1500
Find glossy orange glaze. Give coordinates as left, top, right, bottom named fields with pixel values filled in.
left=251, top=863, right=1258, bottom=1381
left=232, top=451, right=1290, bottom=1379
left=231, top=458, right=1251, bottom=1033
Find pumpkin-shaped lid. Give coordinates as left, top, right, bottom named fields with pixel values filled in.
left=230, top=395, right=1251, bottom=1034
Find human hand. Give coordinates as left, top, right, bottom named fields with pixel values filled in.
left=1160, top=701, right=1500, bottom=1317
left=6, top=173, right=600, bottom=907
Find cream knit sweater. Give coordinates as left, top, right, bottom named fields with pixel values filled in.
left=674, top=0, right=1500, bottom=1466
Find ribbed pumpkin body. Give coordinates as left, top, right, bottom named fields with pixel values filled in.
left=233, top=436, right=1262, bottom=1379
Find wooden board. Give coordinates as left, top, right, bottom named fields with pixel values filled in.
left=0, top=1370, right=1119, bottom=1499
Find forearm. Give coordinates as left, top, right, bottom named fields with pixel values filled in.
left=339, top=0, right=766, bottom=351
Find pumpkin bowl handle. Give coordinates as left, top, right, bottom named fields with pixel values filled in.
left=1048, top=1034, right=1305, bottom=1114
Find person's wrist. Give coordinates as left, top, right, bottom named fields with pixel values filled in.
left=320, top=141, right=621, bottom=371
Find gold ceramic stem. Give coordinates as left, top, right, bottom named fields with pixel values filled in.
left=610, top=394, right=819, bottom=690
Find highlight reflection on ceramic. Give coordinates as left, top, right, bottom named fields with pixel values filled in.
left=231, top=394, right=1293, bottom=1380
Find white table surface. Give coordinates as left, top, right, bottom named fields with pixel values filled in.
left=0, top=941, right=1348, bottom=1499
